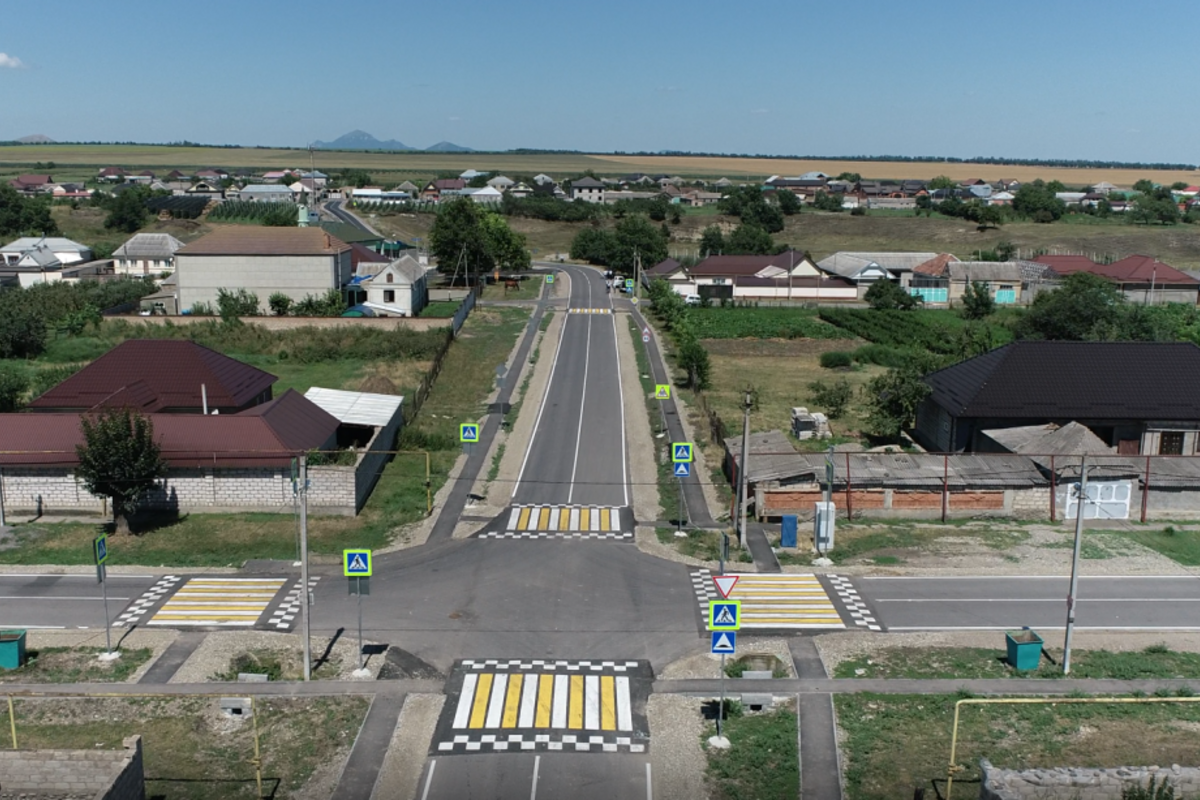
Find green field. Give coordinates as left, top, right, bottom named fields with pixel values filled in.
left=685, top=307, right=854, bottom=340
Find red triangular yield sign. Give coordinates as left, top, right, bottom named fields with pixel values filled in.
left=713, top=575, right=739, bottom=599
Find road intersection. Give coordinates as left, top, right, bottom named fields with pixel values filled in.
left=3, top=261, right=1199, bottom=798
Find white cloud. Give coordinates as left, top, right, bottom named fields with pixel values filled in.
left=0, top=53, right=26, bottom=69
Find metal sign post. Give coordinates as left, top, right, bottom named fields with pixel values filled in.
left=93, top=535, right=116, bottom=659
left=708, top=603, right=740, bottom=741
left=343, top=549, right=373, bottom=677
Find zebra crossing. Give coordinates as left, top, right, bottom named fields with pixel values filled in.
left=477, top=505, right=632, bottom=540
left=691, top=570, right=846, bottom=629
left=143, top=577, right=289, bottom=628
left=567, top=308, right=613, bottom=315
left=435, top=659, right=651, bottom=754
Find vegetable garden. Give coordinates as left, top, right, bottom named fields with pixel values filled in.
left=207, top=201, right=298, bottom=226
left=686, top=307, right=853, bottom=340
left=818, top=308, right=1012, bottom=355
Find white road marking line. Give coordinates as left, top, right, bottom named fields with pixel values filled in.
left=518, top=672, right=539, bottom=728
left=551, top=675, right=568, bottom=728
left=0, top=624, right=65, bottom=629
left=646, top=762, right=653, bottom=800
left=886, top=626, right=1200, bottom=632
left=584, top=674, right=600, bottom=730
left=566, top=289, right=594, bottom=505
left=0, top=574, right=156, bottom=579
left=0, top=596, right=130, bottom=601
left=861, top=575, right=1198, bottom=580
left=569, top=507, right=580, bottom=530
left=512, top=295, right=571, bottom=499
left=421, top=760, right=437, bottom=800
left=873, top=598, right=1200, bottom=603
left=485, top=674, right=508, bottom=729
left=531, top=755, right=541, bottom=800
left=453, top=673, right=478, bottom=729
left=508, top=508, right=521, bottom=529
left=616, top=676, right=632, bottom=731
left=612, top=312, right=629, bottom=508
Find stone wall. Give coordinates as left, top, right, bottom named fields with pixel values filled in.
left=979, top=759, right=1200, bottom=800
left=758, top=487, right=1047, bottom=521
left=0, top=734, right=144, bottom=799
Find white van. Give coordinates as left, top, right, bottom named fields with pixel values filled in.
left=684, top=294, right=702, bottom=306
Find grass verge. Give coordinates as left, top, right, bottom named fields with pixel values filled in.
left=0, top=307, right=531, bottom=567
left=818, top=523, right=1031, bottom=565
left=0, top=647, right=153, bottom=683
left=834, top=644, right=1200, bottom=680
left=1116, top=526, right=1200, bottom=566
left=705, top=703, right=799, bottom=800
left=836, top=693, right=1200, bottom=800
left=5, top=695, right=368, bottom=799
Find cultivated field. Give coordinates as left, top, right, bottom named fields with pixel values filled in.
left=2, top=144, right=1197, bottom=186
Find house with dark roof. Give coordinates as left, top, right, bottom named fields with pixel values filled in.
left=420, top=179, right=466, bottom=202
left=570, top=177, right=605, bottom=203
left=174, top=227, right=352, bottom=314
left=28, top=340, right=276, bottom=414
left=1033, top=254, right=1200, bottom=305
left=913, top=341, right=1200, bottom=455
left=674, top=252, right=858, bottom=301
left=8, top=174, right=54, bottom=193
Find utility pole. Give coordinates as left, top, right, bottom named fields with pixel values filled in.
left=299, top=453, right=312, bottom=681
left=1063, top=454, right=1088, bottom=675
left=737, top=389, right=752, bottom=548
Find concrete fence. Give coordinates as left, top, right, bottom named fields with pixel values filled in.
left=0, top=734, right=145, bottom=799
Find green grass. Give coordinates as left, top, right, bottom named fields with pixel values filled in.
left=818, top=523, right=1030, bottom=565
left=481, top=278, right=543, bottom=301
left=5, top=695, right=368, bottom=799
left=705, top=705, right=798, bottom=800
left=1117, top=527, right=1200, bottom=566
left=0, top=647, right=152, bottom=683
left=0, top=307, right=530, bottom=567
left=420, top=300, right=462, bottom=318
left=834, top=645, right=1200, bottom=680
left=836, top=693, right=1200, bottom=800
left=685, top=307, right=853, bottom=340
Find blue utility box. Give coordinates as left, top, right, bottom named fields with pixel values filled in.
left=780, top=515, right=798, bottom=548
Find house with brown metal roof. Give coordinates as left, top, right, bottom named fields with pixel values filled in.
left=174, top=227, right=352, bottom=314
left=8, top=174, right=54, bottom=193
left=1033, top=254, right=1200, bottom=305
left=27, top=340, right=276, bottom=414
left=908, top=255, right=1026, bottom=305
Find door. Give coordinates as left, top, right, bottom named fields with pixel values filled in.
left=1159, top=432, right=1185, bottom=455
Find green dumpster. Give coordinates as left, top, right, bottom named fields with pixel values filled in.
left=0, top=629, right=27, bottom=670
left=1006, top=629, right=1042, bottom=671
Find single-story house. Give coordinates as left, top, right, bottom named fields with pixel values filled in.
left=913, top=341, right=1200, bottom=455
left=465, top=186, right=503, bottom=204
left=664, top=252, right=857, bottom=301
left=816, top=252, right=938, bottom=299
left=8, top=174, right=54, bottom=193
left=1033, top=254, right=1200, bottom=305
left=113, top=233, right=185, bottom=276
left=97, top=167, right=126, bottom=182
left=907, top=255, right=1026, bottom=305
left=421, top=179, right=466, bottom=202
left=486, top=175, right=515, bottom=191
left=357, top=254, right=428, bottom=317
left=174, top=227, right=352, bottom=314
left=1, top=237, right=93, bottom=267
left=240, top=184, right=296, bottom=203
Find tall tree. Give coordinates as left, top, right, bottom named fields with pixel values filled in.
left=104, top=187, right=150, bottom=233
left=775, top=188, right=801, bottom=216
left=699, top=225, right=726, bottom=256
left=861, top=365, right=931, bottom=440
left=1016, top=272, right=1123, bottom=340
left=960, top=281, right=996, bottom=320
left=726, top=223, right=776, bottom=255
left=75, top=409, right=168, bottom=534
left=865, top=280, right=919, bottom=310
left=0, top=183, right=59, bottom=238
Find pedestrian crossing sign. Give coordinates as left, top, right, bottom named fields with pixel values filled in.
left=711, top=631, right=737, bottom=654
left=343, top=549, right=373, bottom=577
left=625, top=278, right=634, bottom=289
left=93, top=534, right=108, bottom=566
left=459, top=423, right=480, bottom=443
left=673, top=461, right=691, bottom=478
left=655, top=385, right=670, bottom=400
left=708, top=600, right=741, bottom=631
left=546, top=274, right=555, bottom=284
left=672, top=443, right=693, bottom=463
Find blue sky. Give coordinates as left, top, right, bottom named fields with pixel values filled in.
left=2, top=0, right=1196, bottom=163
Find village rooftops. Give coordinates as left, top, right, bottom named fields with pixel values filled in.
left=1034, top=254, right=1198, bottom=285
left=175, top=226, right=350, bottom=256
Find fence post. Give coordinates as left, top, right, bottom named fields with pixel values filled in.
left=942, top=453, right=949, bottom=523
left=1050, top=455, right=1056, bottom=523
left=1141, top=455, right=1151, bottom=524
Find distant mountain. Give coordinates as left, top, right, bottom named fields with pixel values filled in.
left=426, top=141, right=473, bottom=153
left=311, top=130, right=414, bottom=151
left=16, top=134, right=55, bottom=144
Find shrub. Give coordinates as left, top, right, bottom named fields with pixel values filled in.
left=808, top=378, right=852, bottom=419
left=0, top=365, right=29, bottom=412
left=819, top=351, right=853, bottom=369
left=852, top=344, right=915, bottom=368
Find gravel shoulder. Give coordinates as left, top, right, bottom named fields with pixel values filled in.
left=370, top=693, right=445, bottom=800
left=657, top=636, right=795, bottom=679
left=647, top=694, right=710, bottom=800
left=168, top=630, right=383, bottom=683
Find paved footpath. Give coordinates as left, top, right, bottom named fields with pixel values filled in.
left=331, top=694, right=408, bottom=800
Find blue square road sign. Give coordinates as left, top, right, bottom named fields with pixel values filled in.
left=673, top=461, right=691, bottom=478
left=711, top=630, right=737, bottom=654
left=459, top=423, right=480, bottom=443
left=672, top=443, right=693, bottom=463
left=708, top=600, right=741, bottom=631
left=93, top=534, right=108, bottom=566
left=343, top=549, right=373, bottom=577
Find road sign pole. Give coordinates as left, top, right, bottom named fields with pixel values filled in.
left=719, top=533, right=726, bottom=576
left=718, top=653, right=725, bottom=738
left=300, top=453, right=311, bottom=682
left=357, top=578, right=364, bottom=672
left=100, top=565, right=112, bottom=656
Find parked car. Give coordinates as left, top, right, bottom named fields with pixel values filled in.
left=685, top=294, right=701, bottom=305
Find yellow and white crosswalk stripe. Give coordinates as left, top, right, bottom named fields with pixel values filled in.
left=147, top=577, right=285, bottom=627
left=568, top=308, right=613, bottom=314
left=451, top=671, right=633, bottom=733
left=506, top=505, right=622, bottom=533
left=725, top=574, right=844, bottom=629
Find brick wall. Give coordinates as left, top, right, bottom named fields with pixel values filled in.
left=759, top=486, right=1037, bottom=520
left=0, top=734, right=144, bottom=798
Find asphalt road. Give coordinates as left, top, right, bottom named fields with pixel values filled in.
left=857, top=574, right=1200, bottom=631
left=0, top=572, right=156, bottom=629
left=512, top=264, right=627, bottom=508
left=418, top=753, right=652, bottom=800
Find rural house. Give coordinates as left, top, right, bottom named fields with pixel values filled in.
left=570, top=177, right=606, bottom=203
left=8, top=174, right=54, bottom=193
left=816, top=252, right=939, bottom=298
left=687, top=252, right=857, bottom=301
left=174, top=226, right=352, bottom=314
left=112, top=233, right=185, bottom=276
left=913, top=341, right=1200, bottom=455
left=420, top=179, right=466, bottom=202
left=1033, top=254, right=1200, bottom=305
left=907, top=255, right=1026, bottom=305
left=239, top=184, right=296, bottom=203
left=0, top=237, right=93, bottom=267
left=356, top=254, right=429, bottom=317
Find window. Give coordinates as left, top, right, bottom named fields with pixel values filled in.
left=386, top=273, right=393, bottom=283
left=384, top=290, right=395, bottom=303
left=1159, top=431, right=1185, bottom=455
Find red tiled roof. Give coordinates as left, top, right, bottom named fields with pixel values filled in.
left=913, top=253, right=959, bottom=276
left=1033, top=254, right=1198, bottom=285
left=12, top=174, right=52, bottom=187
left=0, top=390, right=338, bottom=468
left=176, top=226, right=351, bottom=256
left=349, top=242, right=389, bottom=267
left=28, top=340, right=277, bottom=412
left=431, top=179, right=465, bottom=191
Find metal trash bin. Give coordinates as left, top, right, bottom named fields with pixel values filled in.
left=1006, top=629, right=1042, bottom=671
left=0, top=630, right=27, bottom=670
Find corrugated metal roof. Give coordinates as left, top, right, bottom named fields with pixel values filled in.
left=177, top=227, right=350, bottom=256
left=305, top=387, right=403, bottom=427
left=797, top=452, right=1047, bottom=489
left=723, top=430, right=812, bottom=484
left=113, top=233, right=185, bottom=259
